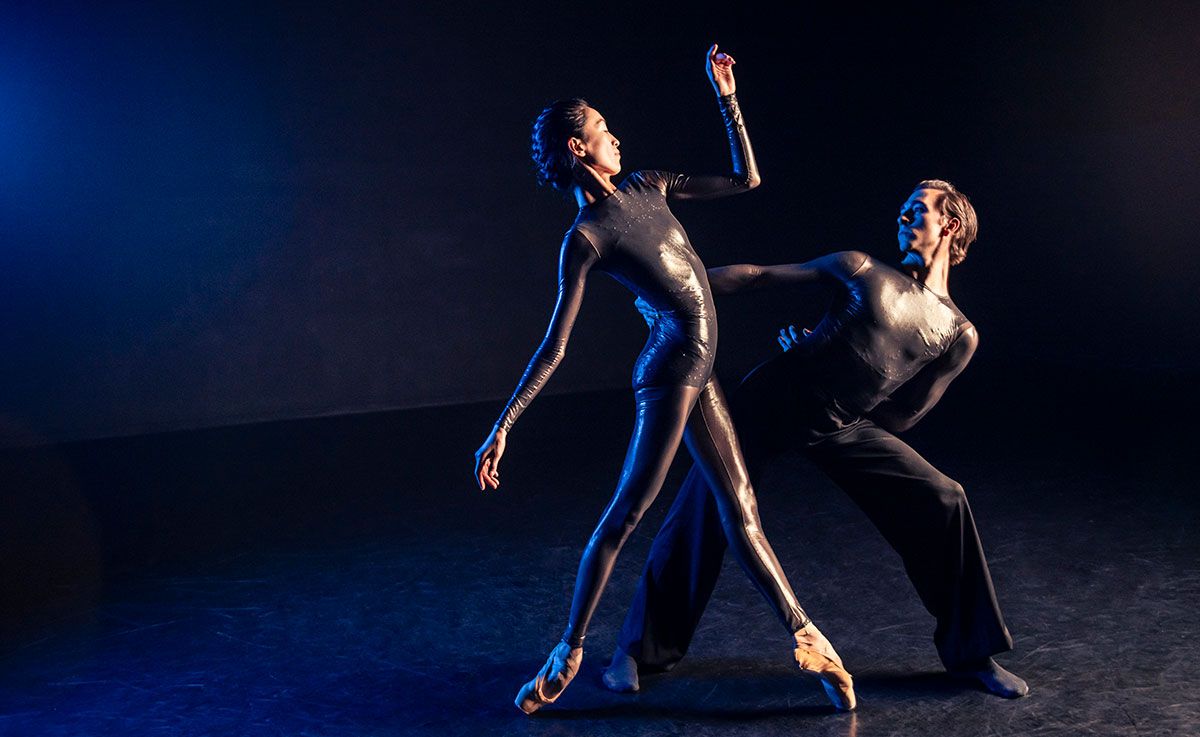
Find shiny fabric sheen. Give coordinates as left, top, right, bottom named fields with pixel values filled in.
left=496, top=94, right=756, bottom=433
left=794, top=255, right=972, bottom=429
left=492, top=94, right=809, bottom=652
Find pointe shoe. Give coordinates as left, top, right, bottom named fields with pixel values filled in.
left=514, top=641, right=583, bottom=714
left=793, top=623, right=856, bottom=711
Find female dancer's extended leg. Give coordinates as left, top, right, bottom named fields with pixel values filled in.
left=681, top=376, right=855, bottom=710
left=681, top=376, right=806, bottom=630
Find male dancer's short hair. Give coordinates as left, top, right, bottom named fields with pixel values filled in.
left=918, top=179, right=978, bottom=266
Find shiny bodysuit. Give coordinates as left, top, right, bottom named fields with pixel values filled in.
left=495, top=94, right=810, bottom=649
left=618, top=250, right=1015, bottom=671
left=786, top=251, right=972, bottom=432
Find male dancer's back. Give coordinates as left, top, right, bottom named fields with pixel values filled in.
left=605, top=180, right=1028, bottom=699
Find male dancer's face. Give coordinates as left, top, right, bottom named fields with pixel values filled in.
left=897, top=188, right=948, bottom=269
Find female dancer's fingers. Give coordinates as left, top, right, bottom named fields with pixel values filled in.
left=476, top=455, right=493, bottom=491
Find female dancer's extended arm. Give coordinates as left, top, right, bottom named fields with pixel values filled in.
left=474, top=230, right=600, bottom=490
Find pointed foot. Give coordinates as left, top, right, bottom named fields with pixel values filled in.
left=794, top=623, right=856, bottom=711
left=514, top=641, right=583, bottom=714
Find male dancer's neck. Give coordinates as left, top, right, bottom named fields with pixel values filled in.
left=906, top=255, right=952, bottom=298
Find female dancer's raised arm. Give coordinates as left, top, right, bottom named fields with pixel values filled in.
left=655, top=43, right=761, bottom=200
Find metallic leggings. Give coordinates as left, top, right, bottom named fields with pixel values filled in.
left=560, top=377, right=809, bottom=649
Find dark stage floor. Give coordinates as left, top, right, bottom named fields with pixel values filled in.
left=1, top=372, right=1197, bottom=736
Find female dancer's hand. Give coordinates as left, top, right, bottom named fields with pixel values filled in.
left=474, top=427, right=507, bottom=491
left=706, top=43, right=737, bottom=96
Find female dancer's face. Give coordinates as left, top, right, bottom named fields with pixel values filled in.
left=570, top=107, right=621, bottom=177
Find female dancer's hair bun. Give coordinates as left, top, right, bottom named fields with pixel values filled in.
left=532, top=98, right=591, bottom=191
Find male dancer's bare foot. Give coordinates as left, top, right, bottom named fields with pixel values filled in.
left=793, top=622, right=856, bottom=711
left=948, top=657, right=1029, bottom=698
left=602, top=649, right=640, bottom=693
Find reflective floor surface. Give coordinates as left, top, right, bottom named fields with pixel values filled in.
left=1, top=375, right=1196, bottom=736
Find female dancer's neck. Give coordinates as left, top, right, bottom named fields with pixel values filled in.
left=572, top=168, right=617, bottom=208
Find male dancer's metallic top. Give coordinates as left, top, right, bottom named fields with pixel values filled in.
left=788, top=250, right=973, bottom=430
left=496, top=94, right=758, bottom=432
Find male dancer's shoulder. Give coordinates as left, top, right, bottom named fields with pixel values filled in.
left=826, top=250, right=872, bottom=280
left=943, top=322, right=980, bottom=370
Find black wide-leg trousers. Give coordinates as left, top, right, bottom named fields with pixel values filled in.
left=616, top=354, right=1014, bottom=670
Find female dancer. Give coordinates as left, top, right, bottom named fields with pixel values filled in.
left=474, top=45, right=855, bottom=714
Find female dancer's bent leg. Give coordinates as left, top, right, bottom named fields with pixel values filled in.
left=516, top=384, right=699, bottom=713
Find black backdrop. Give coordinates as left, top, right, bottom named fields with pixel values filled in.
left=1, top=1, right=1197, bottom=444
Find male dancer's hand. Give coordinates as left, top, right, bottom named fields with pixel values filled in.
left=706, top=43, right=737, bottom=96
left=633, top=296, right=657, bottom=327
left=778, top=324, right=811, bottom=352
left=474, top=427, right=506, bottom=491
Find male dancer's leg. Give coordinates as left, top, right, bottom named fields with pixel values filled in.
left=804, top=420, right=1014, bottom=667
left=616, top=359, right=796, bottom=670
left=616, top=464, right=726, bottom=670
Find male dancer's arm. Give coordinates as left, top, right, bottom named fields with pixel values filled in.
left=867, top=325, right=979, bottom=433
left=706, top=251, right=868, bottom=295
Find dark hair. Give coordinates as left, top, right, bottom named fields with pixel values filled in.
left=531, top=98, right=590, bottom=191
left=916, top=179, right=978, bottom=266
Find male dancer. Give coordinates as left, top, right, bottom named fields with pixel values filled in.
left=604, top=180, right=1028, bottom=699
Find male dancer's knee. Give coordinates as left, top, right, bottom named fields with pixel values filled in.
left=930, top=476, right=968, bottom=517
